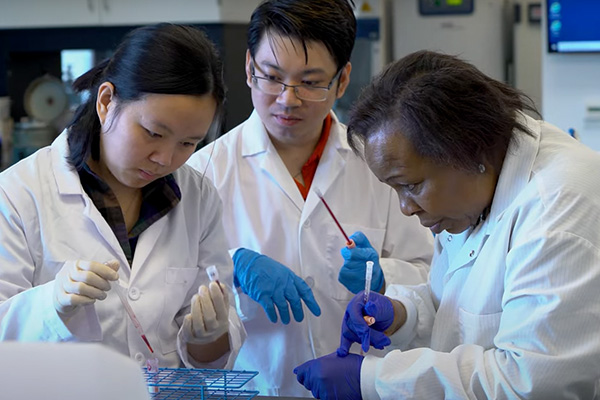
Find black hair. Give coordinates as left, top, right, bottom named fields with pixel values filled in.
left=67, top=23, right=225, bottom=170
left=247, top=0, right=356, bottom=71
left=347, top=50, right=540, bottom=173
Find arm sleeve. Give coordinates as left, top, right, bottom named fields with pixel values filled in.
left=0, top=186, right=102, bottom=342
left=364, top=232, right=600, bottom=400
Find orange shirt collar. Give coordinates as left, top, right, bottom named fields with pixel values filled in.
left=294, top=114, right=332, bottom=199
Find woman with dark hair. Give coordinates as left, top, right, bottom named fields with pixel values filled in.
left=295, top=50, right=600, bottom=398
left=0, top=23, right=245, bottom=369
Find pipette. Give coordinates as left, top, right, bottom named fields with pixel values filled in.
left=111, top=280, right=154, bottom=353
left=206, top=265, right=224, bottom=294
left=313, top=188, right=355, bottom=248
left=363, top=261, right=376, bottom=326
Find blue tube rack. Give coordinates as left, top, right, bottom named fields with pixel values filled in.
left=144, top=367, right=259, bottom=399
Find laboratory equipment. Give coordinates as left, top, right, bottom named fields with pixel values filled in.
left=363, top=260, right=376, bottom=326
left=364, top=261, right=374, bottom=303
left=144, top=367, right=259, bottom=399
left=112, top=280, right=154, bottom=354
left=206, top=264, right=224, bottom=294
left=0, top=342, right=150, bottom=400
left=314, top=187, right=354, bottom=247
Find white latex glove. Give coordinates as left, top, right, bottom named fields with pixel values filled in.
left=53, top=259, right=120, bottom=316
left=182, top=281, right=230, bottom=345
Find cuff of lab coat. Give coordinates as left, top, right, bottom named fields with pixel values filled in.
left=41, top=283, right=102, bottom=342
left=177, top=305, right=246, bottom=369
left=385, top=292, right=417, bottom=348
left=360, top=355, right=382, bottom=400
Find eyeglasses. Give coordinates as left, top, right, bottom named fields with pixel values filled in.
left=250, top=62, right=343, bottom=102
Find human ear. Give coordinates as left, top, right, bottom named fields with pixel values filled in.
left=335, top=62, right=352, bottom=99
left=245, top=50, right=253, bottom=89
left=96, top=82, right=116, bottom=126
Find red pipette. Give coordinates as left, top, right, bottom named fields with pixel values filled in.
left=314, top=188, right=355, bottom=248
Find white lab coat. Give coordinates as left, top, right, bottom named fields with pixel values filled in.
left=0, top=132, right=246, bottom=369
left=187, top=110, right=433, bottom=396
left=361, top=114, right=600, bottom=399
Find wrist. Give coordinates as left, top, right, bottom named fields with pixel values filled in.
left=383, top=299, right=406, bottom=336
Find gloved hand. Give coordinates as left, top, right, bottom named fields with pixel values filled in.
left=338, top=291, right=394, bottom=356
left=294, top=352, right=363, bottom=400
left=233, top=248, right=321, bottom=324
left=53, top=259, right=119, bottom=316
left=339, top=231, right=384, bottom=294
left=182, top=281, right=230, bottom=345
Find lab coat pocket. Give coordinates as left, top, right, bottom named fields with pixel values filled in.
left=458, top=308, right=502, bottom=349
left=158, top=267, right=200, bottom=355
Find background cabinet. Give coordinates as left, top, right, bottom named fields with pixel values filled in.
left=0, top=0, right=222, bottom=28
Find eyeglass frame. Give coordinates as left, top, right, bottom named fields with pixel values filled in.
left=250, top=60, right=344, bottom=102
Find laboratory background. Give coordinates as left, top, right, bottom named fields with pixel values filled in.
left=0, top=0, right=598, bottom=398
left=1, top=0, right=599, bottom=170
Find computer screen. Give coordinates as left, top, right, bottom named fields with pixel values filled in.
left=547, top=0, right=600, bottom=53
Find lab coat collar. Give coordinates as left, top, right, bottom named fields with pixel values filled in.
left=241, top=110, right=271, bottom=157
left=240, top=110, right=352, bottom=156
left=438, top=113, right=541, bottom=276
left=485, top=113, right=541, bottom=233
left=239, top=110, right=351, bottom=213
left=49, top=131, right=130, bottom=273
left=50, top=131, right=88, bottom=196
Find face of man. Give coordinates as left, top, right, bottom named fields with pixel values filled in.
left=246, top=32, right=351, bottom=148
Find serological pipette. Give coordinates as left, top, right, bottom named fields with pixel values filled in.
left=313, top=187, right=355, bottom=248
left=111, top=280, right=154, bottom=353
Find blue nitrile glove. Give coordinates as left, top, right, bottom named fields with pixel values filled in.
left=232, top=248, right=321, bottom=324
left=339, top=231, right=384, bottom=294
left=294, top=352, right=363, bottom=400
left=337, top=291, right=394, bottom=357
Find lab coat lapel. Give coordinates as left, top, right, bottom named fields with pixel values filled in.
left=51, top=133, right=128, bottom=276
left=129, top=216, right=168, bottom=280
left=303, top=120, right=347, bottom=221
left=242, top=111, right=304, bottom=212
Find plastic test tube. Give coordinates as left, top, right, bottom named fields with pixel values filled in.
left=206, top=265, right=224, bottom=294
left=363, top=261, right=376, bottom=326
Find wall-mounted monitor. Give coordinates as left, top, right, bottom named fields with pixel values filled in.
left=547, top=0, right=600, bottom=53
left=419, top=0, right=474, bottom=16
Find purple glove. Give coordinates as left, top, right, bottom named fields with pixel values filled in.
left=294, top=352, right=363, bottom=400
left=337, top=291, right=395, bottom=356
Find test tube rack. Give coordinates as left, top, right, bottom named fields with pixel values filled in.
left=144, top=367, right=259, bottom=399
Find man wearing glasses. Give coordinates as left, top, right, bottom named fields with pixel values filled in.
left=187, top=0, right=433, bottom=396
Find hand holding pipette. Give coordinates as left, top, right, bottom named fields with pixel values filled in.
left=339, top=231, right=384, bottom=294
left=53, top=259, right=119, bottom=317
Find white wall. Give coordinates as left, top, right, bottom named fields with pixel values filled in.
left=391, top=0, right=508, bottom=81
left=513, top=0, right=543, bottom=114
left=541, top=2, right=600, bottom=150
